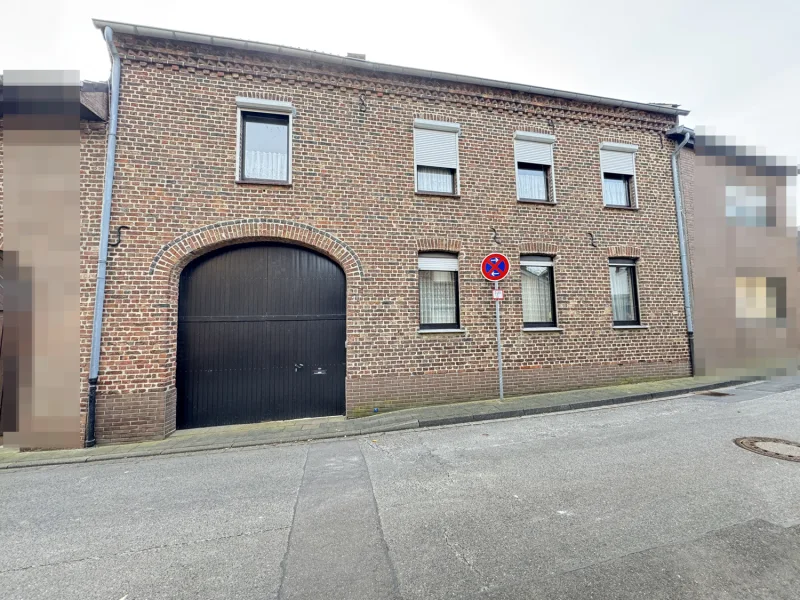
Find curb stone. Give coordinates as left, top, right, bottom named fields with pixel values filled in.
left=0, top=378, right=753, bottom=470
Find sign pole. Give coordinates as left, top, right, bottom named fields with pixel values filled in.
left=494, top=281, right=504, bottom=400
left=481, top=253, right=508, bottom=402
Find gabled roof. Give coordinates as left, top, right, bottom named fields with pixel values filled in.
left=92, top=19, right=690, bottom=118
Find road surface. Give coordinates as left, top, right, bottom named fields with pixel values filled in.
left=2, top=379, right=799, bottom=599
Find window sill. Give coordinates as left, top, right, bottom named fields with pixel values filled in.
left=603, top=204, right=639, bottom=211
left=236, top=179, right=293, bottom=186
left=612, top=324, right=649, bottom=329
left=522, top=327, right=563, bottom=332
left=415, top=191, right=461, bottom=199
left=417, top=328, right=465, bottom=334
left=518, top=199, right=556, bottom=205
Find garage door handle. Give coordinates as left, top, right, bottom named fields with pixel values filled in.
left=313, top=368, right=327, bottom=375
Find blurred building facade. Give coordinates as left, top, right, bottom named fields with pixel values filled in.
left=668, top=126, right=799, bottom=376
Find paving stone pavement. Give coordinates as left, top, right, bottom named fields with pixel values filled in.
left=0, top=375, right=764, bottom=469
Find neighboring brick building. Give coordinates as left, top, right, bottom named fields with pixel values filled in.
left=3, top=21, right=697, bottom=444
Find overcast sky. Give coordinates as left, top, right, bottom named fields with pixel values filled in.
left=1, top=0, right=798, bottom=162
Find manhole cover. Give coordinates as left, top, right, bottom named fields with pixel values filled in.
left=734, top=437, right=800, bottom=462
left=700, top=390, right=731, bottom=397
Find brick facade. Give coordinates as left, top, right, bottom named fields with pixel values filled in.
left=4, top=30, right=692, bottom=443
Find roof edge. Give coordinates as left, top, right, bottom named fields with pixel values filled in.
left=666, top=125, right=695, bottom=148
left=92, top=19, right=690, bottom=118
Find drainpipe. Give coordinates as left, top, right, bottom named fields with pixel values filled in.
left=671, top=130, right=695, bottom=375
left=86, top=26, right=121, bottom=447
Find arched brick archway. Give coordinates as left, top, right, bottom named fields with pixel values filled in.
left=149, top=218, right=364, bottom=286
left=148, top=219, right=364, bottom=436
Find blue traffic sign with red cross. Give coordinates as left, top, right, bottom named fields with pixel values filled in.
left=481, top=253, right=510, bottom=281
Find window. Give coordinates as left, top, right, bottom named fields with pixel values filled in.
left=736, top=277, right=786, bottom=321
left=418, top=252, right=460, bottom=330
left=514, top=132, right=556, bottom=202
left=414, top=119, right=460, bottom=195
left=603, top=173, right=632, bottom=207
left=517, top=164, right=550, bottom=202
left=600, top=142, right=638, bottom=207
left=609, top=258, right=640, bottom=325
left=725, top=185, right=774, bottom=227
left=521, top=255, right=557, bottom=328
left=236, top=97, right=295, bottom=184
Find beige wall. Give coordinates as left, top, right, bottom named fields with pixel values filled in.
left=687, top=151, right=799, bottom=375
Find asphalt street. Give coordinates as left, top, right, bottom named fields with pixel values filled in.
left=1, top=378, right=799, bottom=599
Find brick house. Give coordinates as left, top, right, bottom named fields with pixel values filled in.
left=2, top=20, right=696, bottom=444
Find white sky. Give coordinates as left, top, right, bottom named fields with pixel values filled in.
left=1, top=0, right=798, bottom=162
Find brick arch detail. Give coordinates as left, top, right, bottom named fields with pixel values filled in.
left=519, top=241, right=558, bottom=255
left=416, top=238, right=462, bottom=253
left=148, top=218, right=365, bottom=285
left=143, top=219, right=364, bottom=436
left=606, top=245, right=642, bottom=259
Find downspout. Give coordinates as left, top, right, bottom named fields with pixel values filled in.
left=671, top=131, right=695, bottom=375
left=86, top=26, right=121, bottom=447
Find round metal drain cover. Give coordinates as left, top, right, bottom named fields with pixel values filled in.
left=734, top=437, right=800, bottom=463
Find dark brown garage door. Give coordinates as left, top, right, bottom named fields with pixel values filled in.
left=176, top=242, right=346, bottom=429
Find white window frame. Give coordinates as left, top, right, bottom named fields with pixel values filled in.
left=413, top=119, right=461, bottom=195
left=235, top=97, right=296, bottom=184
left=520, top=254, right=561, bottom=330
left=514, top=132, right=557, bottom=203
left=417, top=252, right=463, bottom=333
left=599, top=142, right=638, bottom=208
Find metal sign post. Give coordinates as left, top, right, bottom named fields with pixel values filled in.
left=494, top=281, right=504, bottom=400
left=481, top=253, right=509, bottom=401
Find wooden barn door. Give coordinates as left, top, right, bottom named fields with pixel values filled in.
left=176, top=243, right=346, bottom=429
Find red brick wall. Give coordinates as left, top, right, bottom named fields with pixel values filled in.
left=74, top=35, right=690, bottom=441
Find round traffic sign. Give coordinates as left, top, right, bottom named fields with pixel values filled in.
left=481, top=253, right=510, bottom=281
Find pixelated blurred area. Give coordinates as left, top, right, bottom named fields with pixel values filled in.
left=667, top=126, right=799, bottom=378
left=0, top=71, right=83, bottom=449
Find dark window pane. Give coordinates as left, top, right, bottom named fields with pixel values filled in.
left=242, top=113, right=289, bottom=181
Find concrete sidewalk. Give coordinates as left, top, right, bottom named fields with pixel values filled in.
left=0, top=376, right=751, bottom=470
